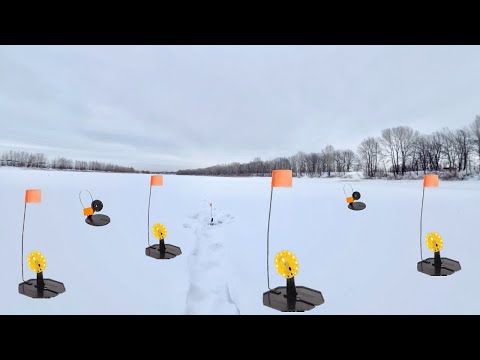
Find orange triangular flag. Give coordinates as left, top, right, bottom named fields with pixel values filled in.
left=25, top=189, right=41, bottom=203
left=423, top=174, right=439, bottom=188
left=150, top=175, right=163, bottom=186
left=83, top=207, right=94, bottom=216
left=271, top=170, right=292, bottom=188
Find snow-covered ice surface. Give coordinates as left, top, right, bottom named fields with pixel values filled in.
left=184, top=207, right=239, bottom=314
left=1, top=167, right=479, bottom=314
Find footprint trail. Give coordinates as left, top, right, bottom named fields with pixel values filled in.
left=183, top=205, right=239, bottom=314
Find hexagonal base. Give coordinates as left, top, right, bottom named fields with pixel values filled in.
left=85, top=214, right=110, bottom=226
left=145, top=244, right=182, bottom=260
left=417, top=257, right=461, bottom=276
left=18, top=278, right=66, bottom=299
left=263, top=286, right=325, bottom=312
left=348, top=202, right=366, bottom=211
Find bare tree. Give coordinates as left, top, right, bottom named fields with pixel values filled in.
left=321, top=145, right=335, bottom=177
left=34, top=153, right=47, bottom=168
left=471, top=115, right=480, bottom=169
left=380, top=128, right=400, bottom=177
left=429, top=132, right=443, bottom=171
left=441, top=128, right=458, bottom=173
left=343, top=149, right=355, bottom=173
left=249, top=157, right=263, bottom=176
left=454, top=127, right=473, bottom=172
left=273, top=157, right=291, bottom=171
left=305, top=153, right=320, bottom=176
left=358, top=137, right=380, bottom=178
left=415, top=135, right=429, bottom=174
left=290, top=151, right=307, bottom=177
left=334, top=150, right=343, bottom=174
left=399, top=127, right=417, bottom=174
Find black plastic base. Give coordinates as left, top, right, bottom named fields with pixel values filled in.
left=263, top=286, right=325, bottom=312
left=348, top=202, right=366, bottom=211
left=417, top=258, right=461, bottom=276
left=18, top=279, right=66, bottom=299
left=85, top=214, right=110, bottom=226
left=145, top=244, right=182, bottom=260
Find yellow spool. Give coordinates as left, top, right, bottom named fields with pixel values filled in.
left=27, top=251, right=46, bottom=273
left=426, top=232, right=443, bottom=253
left=152, top=223, right=167, bottom=240
left=274, top=250, right=299, bottom=279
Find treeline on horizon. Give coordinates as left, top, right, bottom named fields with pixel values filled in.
left=177, top=115, right=480, bottom=179
left=0, top=150, right=140, bottom=174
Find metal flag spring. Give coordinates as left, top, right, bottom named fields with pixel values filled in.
left=21, top=202, right=27, bottom=282
left=147, top=186, right=152, bottom=247
left=419, top=185, right=426, bottom=261
left=343, top=184, right=354, bottom=198
left=79, top=189, right=94, bottom=209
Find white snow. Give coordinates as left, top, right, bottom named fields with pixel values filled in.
left=1, top=167, right=479, bottom=314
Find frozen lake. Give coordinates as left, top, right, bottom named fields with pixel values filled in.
left=1, top=167, right=478, bottom=314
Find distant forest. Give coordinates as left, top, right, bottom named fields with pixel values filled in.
left=3, top=116, right=479, bottom=179
left=177, top=115, right=480, bottom=179
left=0, top=151, right=169, bottom=174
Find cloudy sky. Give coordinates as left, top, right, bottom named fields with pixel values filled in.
left=1, top=45, right=479, bottom=171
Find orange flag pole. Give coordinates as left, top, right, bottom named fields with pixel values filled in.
left=210, top=203, right=213, bottom=224
left=22, top=190, right=41, bottom=281
left=420, top=174, right=439, bottom=260
left=148, top=175, right=163, bottom=247
left=266, top=170, right=292, bottom=291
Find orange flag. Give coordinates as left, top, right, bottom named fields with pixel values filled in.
left=25, top=189, right=41, bottom=203
left=150, top=175, right=163, bottom=186
left=83, top=207, right=94, bottom=216
left=271, top=170, right=292, bottom=188
left=423, top=174, right=439, bottom=188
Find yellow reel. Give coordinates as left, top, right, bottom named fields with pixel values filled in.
left=426, top=232, right=443, bottom=253
left=27, top=251, right=46, bottom=273
left=274, top=250, right=299, bottom=279
left=152, top=223, right=167, bottom=240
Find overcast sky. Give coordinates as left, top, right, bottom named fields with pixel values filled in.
left=1, top=45, right=479, bottom=171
